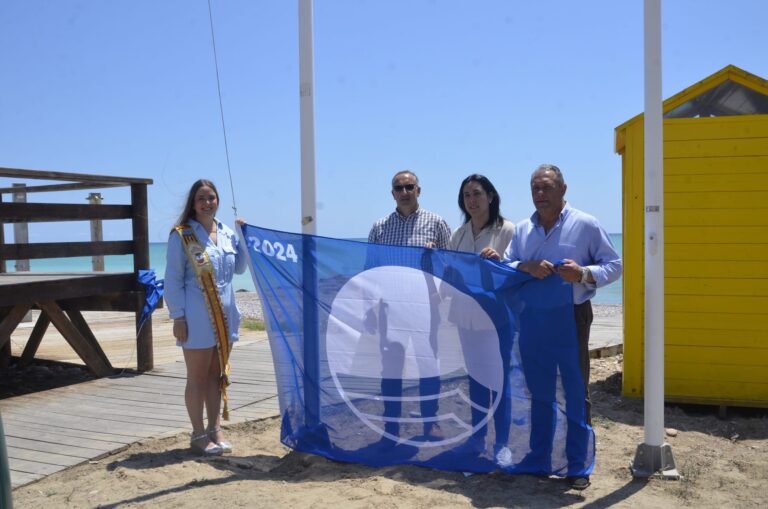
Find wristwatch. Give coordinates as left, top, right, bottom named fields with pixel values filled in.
left=579, top=266, right=590, bottom=283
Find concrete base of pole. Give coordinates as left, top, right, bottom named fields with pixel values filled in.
left=631, top=442, right=680, bottom=479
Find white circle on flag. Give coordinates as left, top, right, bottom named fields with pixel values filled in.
left=326, top=265, right=504, bottom=447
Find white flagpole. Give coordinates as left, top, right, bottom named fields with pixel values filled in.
left=632, top=0, right=679, bottom=478
left=299, top=0, right=317, bottom=234
left=298, top=0, right=325, bottom=437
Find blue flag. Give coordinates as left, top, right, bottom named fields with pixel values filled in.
left=242, top=224, right=594, bottom=477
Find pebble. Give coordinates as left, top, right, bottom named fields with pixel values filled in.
left=235, top=292, right=264, bottom=321
left=592, top=304, right=622, bottom=319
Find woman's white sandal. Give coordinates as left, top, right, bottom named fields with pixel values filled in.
left=208, top=427, right=232, bottom=453
left=190, top=433, right=223, bottom=456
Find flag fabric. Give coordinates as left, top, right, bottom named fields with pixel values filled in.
left=137, top=269, right=163, bottom=331
left=242, top=223, right=595, bottom=477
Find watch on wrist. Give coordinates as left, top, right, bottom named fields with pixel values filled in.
left=579, top=266, right=590, bottom=283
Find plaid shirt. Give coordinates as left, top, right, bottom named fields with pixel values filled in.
left=368, top=208, right=451, bottom=248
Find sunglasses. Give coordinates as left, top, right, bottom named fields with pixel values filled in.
left=392, top=184, right=416, bottom=192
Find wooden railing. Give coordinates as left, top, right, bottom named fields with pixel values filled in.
left=0, top=167, right=156, bottom=372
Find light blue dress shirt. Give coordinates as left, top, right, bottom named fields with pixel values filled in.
left=164, top=218, right=247, bottom=349
left=503, top=203, right=622, bottom=305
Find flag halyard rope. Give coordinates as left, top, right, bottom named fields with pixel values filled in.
left=206, top=0, right=238, bottom=218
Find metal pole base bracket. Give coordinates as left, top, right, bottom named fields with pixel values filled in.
left=631, top=442, right=680, bottom=479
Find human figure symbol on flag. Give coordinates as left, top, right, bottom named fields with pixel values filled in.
left=326, top=265, right=505, bottom=448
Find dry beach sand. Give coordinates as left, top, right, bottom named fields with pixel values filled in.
left=8, top=296, right=768, bottom=508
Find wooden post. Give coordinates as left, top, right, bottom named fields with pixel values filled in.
left=0, top=194, right=7, bottom=370
left=13, top=184, right=33, bottom=325
left=87, top=192, right=105, bottom=271
left=0, top=304, right=33, bottom=369
left=0, top=192, right=5, bottom=273
left=12, top=184, right=30, bottom=274
left=131, top=183, right=153, bottom=371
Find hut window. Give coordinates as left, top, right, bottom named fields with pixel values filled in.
left=665, top=79, right=768, bottom=118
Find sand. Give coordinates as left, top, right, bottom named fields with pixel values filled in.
left=10, top=355, right=768, bottom=509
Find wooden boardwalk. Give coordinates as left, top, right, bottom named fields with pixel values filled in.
left=0, top=337, right=279, bottom=488
left=590, top=308, right=624, bottom=358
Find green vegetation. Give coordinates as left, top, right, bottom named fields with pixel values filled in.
left=241, top=319, right=266, bottom=332
left=591, top=414, right=616, bottom=430
left=671, top=458, right=698, bottom=501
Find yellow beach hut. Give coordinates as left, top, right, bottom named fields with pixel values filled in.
left=614, top=64, right=768, bottom=408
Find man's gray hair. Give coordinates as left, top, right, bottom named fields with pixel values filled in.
left=531, top=164, right=565, bottom=186
left=391, top=170, right=420, bottom=187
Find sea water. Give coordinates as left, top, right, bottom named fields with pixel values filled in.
left=8, top=234, right=623, bottom=304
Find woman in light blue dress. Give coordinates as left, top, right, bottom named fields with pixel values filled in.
left=165, top=179, right=247, bottom=456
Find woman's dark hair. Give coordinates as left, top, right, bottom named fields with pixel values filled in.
left=174, top=179, right=219, bottom=228
left=458, top=174, right=504, bottom=228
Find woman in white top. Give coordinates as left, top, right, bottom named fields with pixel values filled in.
left=449, top=174, right=514, bottom=258
left=448, top=174, right=515, bottom=462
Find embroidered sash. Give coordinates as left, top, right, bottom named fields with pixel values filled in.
left=174, top=224, right=233, bottom=420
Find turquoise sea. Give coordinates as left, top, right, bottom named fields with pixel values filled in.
left=11, top=234, right=623, bottom=305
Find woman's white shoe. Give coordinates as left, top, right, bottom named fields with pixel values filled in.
left=190, top=433, right=223, bottom=456
left=208, top=427, right=233, bottom=453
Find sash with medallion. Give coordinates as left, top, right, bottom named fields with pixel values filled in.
left=174, top=224, right=233, bottom=420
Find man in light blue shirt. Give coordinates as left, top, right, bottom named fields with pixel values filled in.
left=504, top=165, right=622, bottom=304
left=503, top=164, right=621, bottom=489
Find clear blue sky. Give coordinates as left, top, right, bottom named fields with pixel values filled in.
left=1, top=1, right=766, bottom=243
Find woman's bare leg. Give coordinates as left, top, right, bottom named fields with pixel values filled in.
left=183, top=347, right=218, bottom=449
left=205, top=348, right=223, bottom=440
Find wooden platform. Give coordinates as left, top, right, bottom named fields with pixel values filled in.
left=0, top=271, right=150, bottom=375
left=2, top=167, right=157, bottom=371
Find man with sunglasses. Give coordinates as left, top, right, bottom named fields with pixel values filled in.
left=368, top=170, right=451, bottom=248
left=367, top=170, right=451, bottom=443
